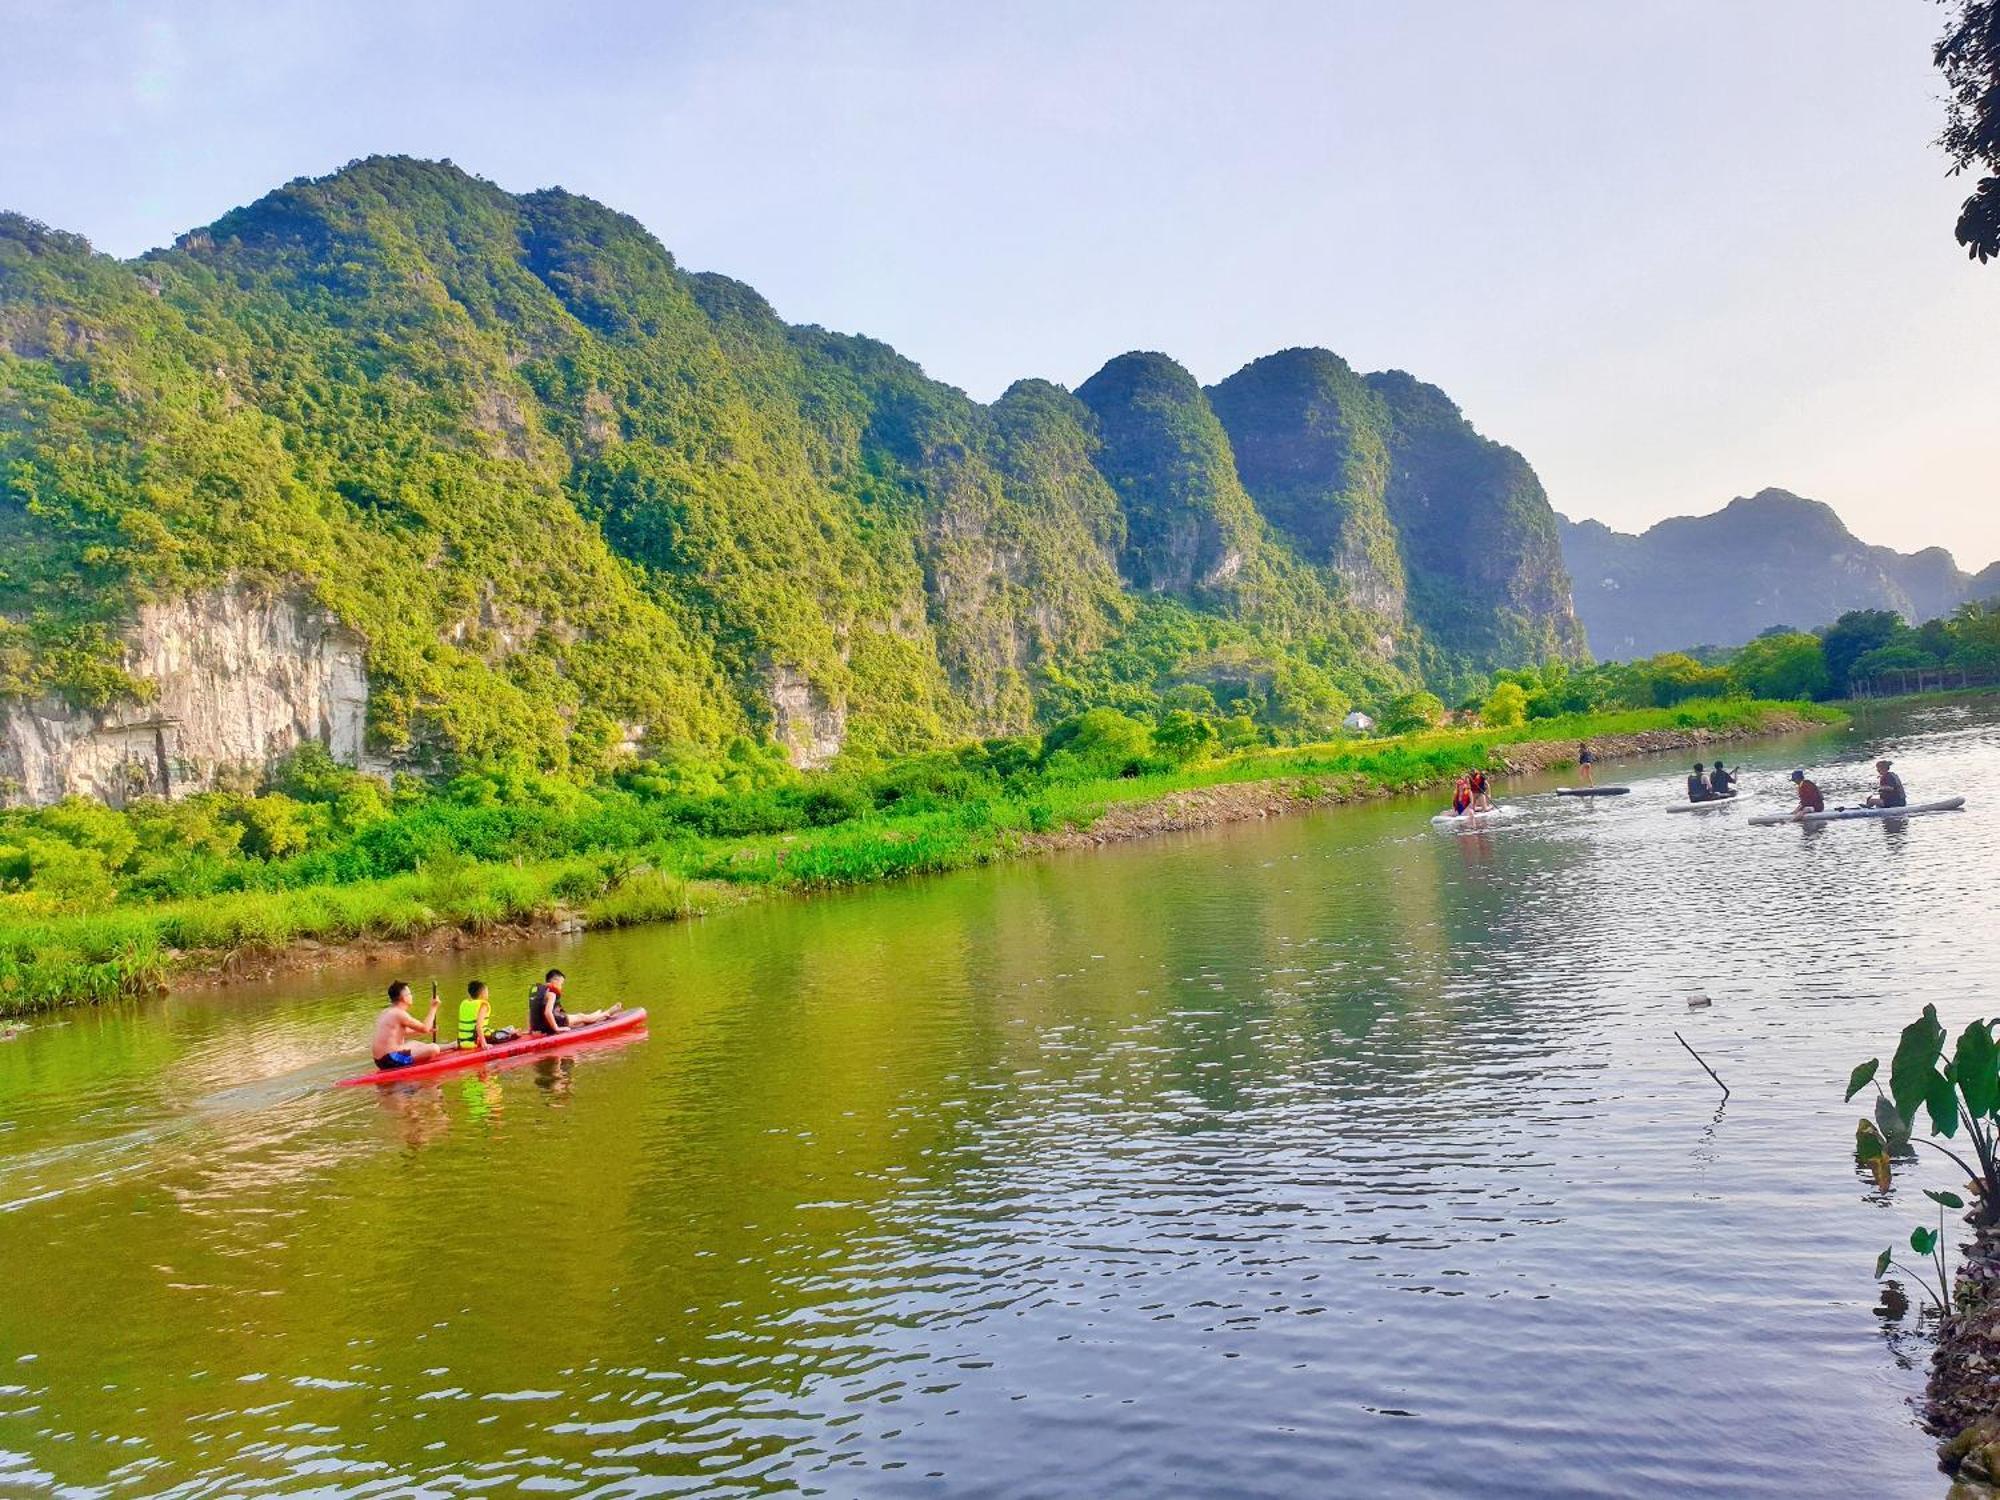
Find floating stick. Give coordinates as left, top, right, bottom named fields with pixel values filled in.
left=1674, top=1030, right=1729, bottom=1101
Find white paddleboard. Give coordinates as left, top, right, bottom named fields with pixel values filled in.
left=1665, top=795, right=1739, bottom=814
left=1749, top=796, right=1966, bottom=827
left=1432, top=804, right=1523, bottom=828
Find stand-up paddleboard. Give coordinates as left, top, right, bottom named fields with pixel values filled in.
left=336, top=1008, right=648, bottom=1086
left=1555, top=786, right=1630, bottom=797
left=1431, top=804, right=1523, bottom=828
left=1748, top=797, right=1965, bottom=827
left=1666, top=794, right=1739, bottom=814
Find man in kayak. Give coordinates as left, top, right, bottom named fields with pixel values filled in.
left=1686, top=763, right=1715, bottom=803
left=1708, top=761, right=1736, bottom=798
left=1789, top=769, right=1826, bottom=817
left=371, top=981, right=443, bottom=1070
left=1866, top=759, right=1907, bottom=809
left=528, top=969, right=622, bottom=1036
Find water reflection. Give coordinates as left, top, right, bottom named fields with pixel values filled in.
left=0, top=701, right=1994, bottom=1496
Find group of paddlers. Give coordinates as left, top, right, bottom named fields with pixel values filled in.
left=367, top=970, right=622, bottom=1070
left=1683, top=760, right=1738, bottom=802
left=1449, top=767, right=1495, bottom=816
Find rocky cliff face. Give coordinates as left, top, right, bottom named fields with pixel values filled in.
left=1207, top=348, right=1406, bottom=620
left=0, top=585, right=367, bottom=806
left=1560, top=489, right=1993, bottom=658
left=1, top=156, right=1593, bottom=801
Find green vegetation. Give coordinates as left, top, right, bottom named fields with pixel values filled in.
left=1475, top=600, right=2000, bottom=714
left=1849, top=1004, right=2000, bottom=1323
left=1934, top=0, right=2000, bottom=263
left=0, top=698, right=1829, bottom=1017
left=2, top=156, right=1599, bottom=776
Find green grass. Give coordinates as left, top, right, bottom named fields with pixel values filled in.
left=0, top=699, right=1836, bottom=1017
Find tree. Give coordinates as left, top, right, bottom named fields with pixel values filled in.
left=1153, top=709, right=1217, bottom=764
left=1819, top=609, right=1905, bottom=696
left=1729, top=631, right=1830, bottom=701
left=1947, top=598, right=2000, bottom=671
left=1380, top=690, right=1447, bottom=735
left=1936, top=1, right=2000, bottom=261
left=1039, top=709, right=1155, bottom=779
left=1481, top=680, right=1529, bottom=728
left=1632, top=652, right=1732, bottom=707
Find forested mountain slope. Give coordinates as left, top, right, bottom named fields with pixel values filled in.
left=1559, top=489, right=1996, bottom=659
left=0, top=157, right=1583, bottom=795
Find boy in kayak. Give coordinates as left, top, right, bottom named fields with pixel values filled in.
left=371, top=981, right=443, bottom=1070
left=1708, top=761, right=1736, bottom=797
left=1866, top=759, right=1907, bottom=809
left=528, top=969, right=622, bottom=1035
left=1686, top=763, right=1714, bottom=803
left=1789, top=769, right=1825, bottom=817
left=456, top=980, right=520, bottom=1050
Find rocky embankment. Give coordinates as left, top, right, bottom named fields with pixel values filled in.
left=1930, top=1226, right=2000, bottom=1495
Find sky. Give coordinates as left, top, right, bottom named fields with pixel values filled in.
left=5, top=0, right=1998, bottom=566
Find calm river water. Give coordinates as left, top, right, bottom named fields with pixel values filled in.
left=3, top=701, right=1998, bottom=1497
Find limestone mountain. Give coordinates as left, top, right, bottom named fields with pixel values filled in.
left=1559, top=488, right=1994, bottom=659
left=0, top=156, right=1583, bottom=796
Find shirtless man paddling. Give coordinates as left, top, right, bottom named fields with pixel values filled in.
left=371, top=980, right=443, bottom=1071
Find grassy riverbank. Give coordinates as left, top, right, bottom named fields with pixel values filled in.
left=0, top=698, right=1837, bottom=1016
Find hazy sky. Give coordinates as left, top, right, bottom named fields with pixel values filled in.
left=6, top=0, right=1997, bottom=565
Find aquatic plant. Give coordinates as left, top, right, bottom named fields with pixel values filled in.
left=1849, top=1005, right=2000, bottom=1318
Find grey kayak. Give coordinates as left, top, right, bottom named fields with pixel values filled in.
left=1555, top=786, right=1630, bottom=797
left=1749, top=796, right=1967, bottom=827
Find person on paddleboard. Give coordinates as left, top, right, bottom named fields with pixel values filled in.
left=1708, top=761, right=1736, bottom=797
left=1576, top=742, right=1596, bottom=784
left=1450, top=775, right=1473, bottom=817
left=1865, top=759, right=1907, bottom=809
left=1686, top=763, right=1714, bottom=803
left=528, top=969, right=622, bottom=1035
left=456, top=980, right=521, bottom=1050
left=1469, top=767, right=1493, bottom=811
left=1789, top=769, right=1825, bottom=818
left=371, top=980, right=443, bottom=1070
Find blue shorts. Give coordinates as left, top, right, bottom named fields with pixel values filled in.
left=374, top=1050, right=415, bottom=1070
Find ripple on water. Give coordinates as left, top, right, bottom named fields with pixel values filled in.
left=0, top=704, right=1993, bottom=1496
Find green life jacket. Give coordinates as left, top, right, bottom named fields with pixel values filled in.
left=458, top=996, right=489, bottom=1048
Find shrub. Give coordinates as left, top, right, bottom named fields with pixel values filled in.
left=1039, top=709, right=1154, bottom=779
left=1381, top=691, right=1447, bottom=735
left=1481, top=681, right=1529, bottom=728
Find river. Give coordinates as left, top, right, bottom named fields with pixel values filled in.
left=3, top=701, right=1997, bottom=1497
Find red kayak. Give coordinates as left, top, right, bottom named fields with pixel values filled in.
left=336, top=1008, right=648, bottom=1087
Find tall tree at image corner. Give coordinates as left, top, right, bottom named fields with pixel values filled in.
left=1937, top=0, right=2000, bottom=261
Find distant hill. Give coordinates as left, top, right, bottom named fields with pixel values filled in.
left=0, top=156, right=1586, bottom=796
left=1558, top=489, right=1997, bottom=659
